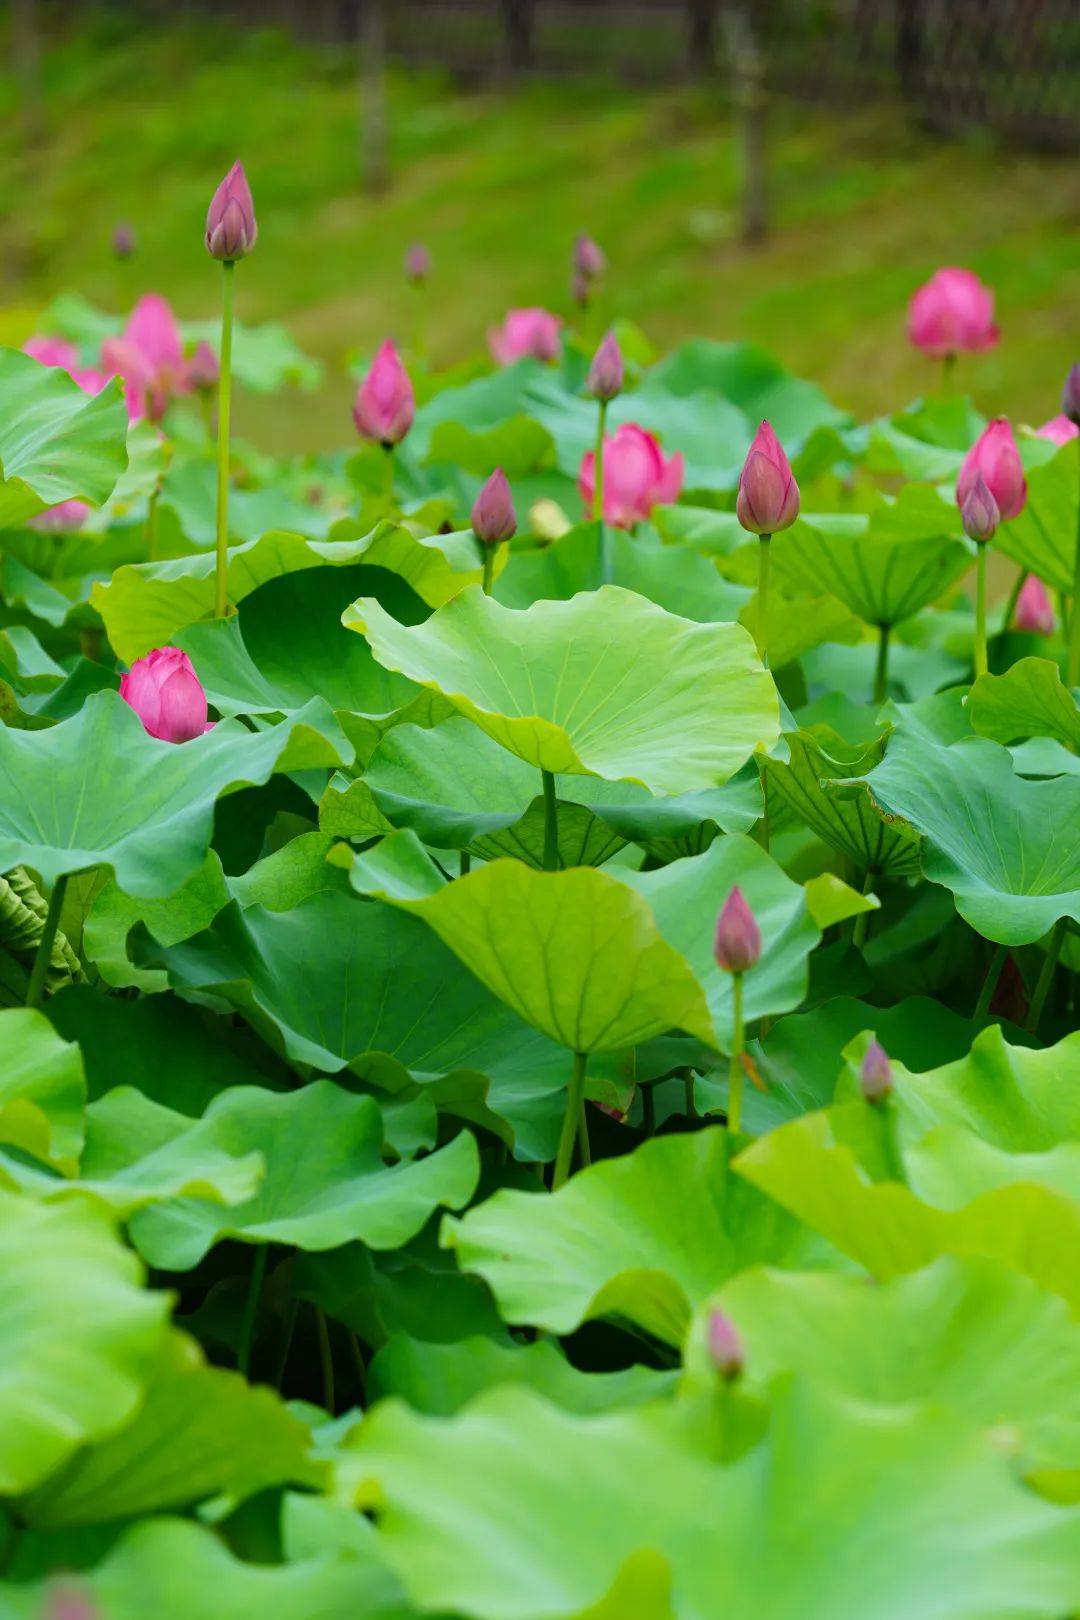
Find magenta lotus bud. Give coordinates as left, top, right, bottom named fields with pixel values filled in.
left=352, top=339, right=415, bottom=447
left=488, top=308, right=562, bottom=366
left=706, top=1310, right=744, bottom=1381
left=1015, top=575, right=1055, bottom=635
left=907, top=267, right=999, bottom=359
left=404, top=242, right=431, bottom=284
left=573, top=233, right=606, bottom=281
left=119, top=647, right=211, bottom=743
left=713, top=886, right=761, bottom=975
left=956, top=417, right=1026, bottom=523
left=30, top=499, right=89, bottom=533
left=112, top=221, right=137, bottom=260
left=188, top=340, right=219, bottom=392
left=471, top=468, right=517, bottom=545
left=1061, top=364, right=1080, bottom=428
left=736, top=420, right=800, bottom=536
left=860, top=1039, right=893, bottom=1105
left=1037, top=414, right=1078, bottom=448
left=960, top=473, right=999, bottom=543
left=205, top=160, right=258, bottom=261
left=586, top=331, right=623, bottom=403
left=578, top=423, right=683, bottom=529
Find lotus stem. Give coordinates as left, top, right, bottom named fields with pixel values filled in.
left=1026, top=918, right=1066, bottom=1035
left=576, top=1101, right=592, bottom=1168
left=974, top=541, right=988, bottom=679
left=594, top=398, right=609, bottom=584
left=314, top=1305, right=335, bottom=1414
left=481, top=547, right=495, bottom=595
left=728, top=971, right=745, bottom=1135
left=25, top=875, right=67, bottom=1009
left=553, top=1050, right=587, bottom=1190
left=541, top=768, right=559, bottom=871
left=272, top=1299, right=298, bottom=1390
left=145, top=481, right=161, bottom=564
left=213, top=258, right=235, bottom=619
left=1068, top=453, right=1080, bottom=688
left=459, top=850, right=471, bottom=876
left=683, top=1068, right=697, bottom=1119
left=237, top=1244, right=267, bottom=1377
left=941, top=352, right=956, bottom=393
left=973, top=941, right=1007, bottom=1022
left=873, top=625, right=891, bottom=705
left=756, top=533, right=772, bottom=669
left=1000, top=568, right=1028, bottom=634
left=383, top=442, right=395, bottom=507
left=852, top=866, right=877, bottom=950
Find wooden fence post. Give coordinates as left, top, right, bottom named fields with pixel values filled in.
left=723, top=5, right=767, bottom=245
left=358, top=0, right=389, bottom=193
left=501, top=0, right=534, bottom=75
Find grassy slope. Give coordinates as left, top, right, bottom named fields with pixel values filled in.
left=0, top=17, right=1076, bottom=452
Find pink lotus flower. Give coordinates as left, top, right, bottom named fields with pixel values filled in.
left=30, top=499, right=89, bottom=533
left=205, top=160, right=258, bottom=261
left=859, top=1039, right=893, bottom=1104
left=188, top=341, right=220, bottom=392
left=1015, top=575, right=1055, bottom=635
left=706, top=1310, right=744, bottom=1381
left=907, top=268, right=999, bottom=359
left=1036, top=414, right=1079, bottom=448
left=586, top=330, right=623, bottom=403
left=578, top=423, right=683, bottom=529
left=404, top=242, right=431, bottom=284
left=24, top=335, right=108, bottom=397
left=101, top=293, right=192, bottom=423
left=352, top=340, right=414, bottom=446
left=471, top=467, right=516, bottom=544
left=713, top=885, right=761, bottom=974
left=960, top=474, right=999, bottom=543
left=488, top=308, right=562, bottom=366
left=736, top=420, right=800, bottom=535
left=956, top=417, right=1026, bottom=523
left=120, top=648, right=212, bottom=743
left=573, top=233, right=606, bottom=281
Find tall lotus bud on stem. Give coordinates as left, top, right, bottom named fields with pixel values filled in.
left=1061, top=362, right=1080, bottom=428
left=1015, top=575, right=1054, bottom=636
left=112, top=221, right=136, bottom=260
left=573, top=232, right=607, bottom=282
left=586, top=330, right=623, bottom=404
left=713, top=886, right=760, bottom=1137
left=119, top=648, right=212, bottom=743
left=956, top=418, right=1026, bottom=522
left=404, top=242, right=431, bottom=285
left=205, top=162, right=255, bottom=621
left=961, top=473, right=999, bottom=542
left=353, top=340, right=415, bottom=449
left=958, top=453, right=1007, bottom=684
left=189, top=341, right=219, bottom=393
left=471, top=467, right=516, bottom=594
left=706, top=1310, right=744, bottom=1383
left=860, top=1039, right=893, bottom=1105
left=737, top=421, right=799, bottom=673
left=205, top=161, right=258, bottom=262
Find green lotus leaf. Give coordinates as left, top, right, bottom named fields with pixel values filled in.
left=0, top=1008, right=85, bottom=1172
left=442, top=1129, right=816, bottom=1344
left=0, top=690, right=348, bottom=897
left=344, top=585, right=779, bottom=794
left=128, top=1080, right=479, bottom=1271
left=0, top=347, right=128, bottom=525
left=84, top=851, right=231, bottom=991
left=338, top=1379, right=1080, bottom=1620
left=736, top=588, right=862, bottom=669
left=968, top=657, right=1080, bottom=750
left=865, top=395, right=985, bottom=481
left=0, top=1188, right=168, bottom=1494
left=761, top=726, right=922, bottom=876
left=994, top=440, right=1079, bottom=594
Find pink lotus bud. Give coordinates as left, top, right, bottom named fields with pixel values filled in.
left=907, top=267, right=999, bottom=359
left=24, top=335, right=81, bottom=371
left=1061, top=363, right=1080, bottom=427
left=1037, top=413, right=1078, bottom=448
left=352, top=339, right=415, bottom=446
left=119, top=647, right=212, bottom=743
left=188, top=341, right=220, bottom=392
left=706, top=1310, right=744, bottom=1381
left=205, top=160, right=258, bottom=261
left=956, top=417, right=1026, bottom=523
left=471, top=467, right=517, bottom=545
left=713, top=886, right=761, bottom=975
left=404, top=242, right=431, bottom=284
left=488, top=308, right=563, bottom=366
left=1015, top=575, right=1055, bottom=635
left=30, top=499, right=89, bottom=533
left=860, top=1039, right=893, bottom=1104
left=960, top=473, right=999, bottom=543
left=573, top=233, right=606, bottom=281
left=586, top=330, right=623, bottom=403
left=112, top=221, right=137, bottom=259
left=578, top=423, right=683, bottom=529
left=736, top=420, right=800, bottom=535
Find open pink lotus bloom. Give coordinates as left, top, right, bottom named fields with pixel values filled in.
left=119, top=647, right=213, bottom=743
left=1015, top=575, right=1055, bottom=635
left=353, top=339, right=414, bottom=446
left=30, top=499, right=90, bottom=533
left=24, top=335, right=108, bottom=396
left=488, top=308, right=562, bottom=366
left=101, top=293, right=192, bottom=423
left=956, top=417, right=1026, bottom=522
left=907, top=268, right=999, bottom=358
left=578, top=423, right=683, bottom=529
left=1036, top=413, right=1079, bottom=448
left=736, top=420, right=800, bottom=535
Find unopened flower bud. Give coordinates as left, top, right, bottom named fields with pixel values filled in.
left=586, top=330, right=623, bottom=404
left=353, top=340, right=414, bottom=447
left=471, top=468, right=516, bottom=545
left=706, top=1310, right=744, bottom=1381
left=188, top=341, right=219, bottom=392
left=1062, top=363, right=1080, bottom=428
left=960, top=473, right=999, bottom=544
left=713, top=886, right=761, bottom=975
left=205, top=160, right=258, bottom=262
left=573, top=233, right=606, bottom=281
left=120, top=648, right=211, bottom=743
left=956, top=418, right=1026, bottom=522
left=112, top=221, right=137, bottom=260
left=860, top=1039, right=893, bottom=1105
left=1015, top=575, right=1055, bottom=635
left=404, top=242, right=431, bottom=284
left=736, top=421, right=800, bottom=535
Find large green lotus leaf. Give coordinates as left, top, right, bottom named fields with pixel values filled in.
left=761, top=726, right=922, bottom=876
left=647, top=338, right=851, bottom=446
left=685, top=1257, right=1080, bottom=1486
left=0, top=347, right=128, bottom=524
left=0, top=1008, right=85, bottom=1172
left=848, top=725, right=1080, bottom=944
left=368, top=1332, right=675, bottom=1417
left=83, top=850, right=231, bottom=991
left=344, top=585, right=778, bottom=794
left=969, top=658, right=1080, bottom=750
left=865, top=395, right=985, bottom=481
left=0, top=1188, right=167, bottom=1494
left=370, top=859, right=717, bottom=1055
left=0, top=690, right=348, bottom=898
left=339, top=1379, right=1080, bottom=1620
left=20, top=1330, right=320, bottom=1528
left=128, top=1081, right=478, bottom=1271
left=995, top=440, right=1079, bottom=593
left=736, top=587, right=862, bottom=670
left=442, top=1130, right=816, bottom=1344
left=92, top=521, right=490, bottom=663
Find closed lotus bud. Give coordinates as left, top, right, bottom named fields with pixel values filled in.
left=860, top=1039, right=893, bottom=1105
left=1036, top=414, right=1078, bottom=448
left=956, top=418, right=1026, bottom=523
left=907, top=267, right=998, bottom=359
left=188, top=340, right=219, bottom=392
left=713, top=886, right=761, bottom=975
left=119, top=647, right=211, bottom=743
left=352, top=339, right=415, bottom=446
left=960, top=473, right=999, bottom=543
left=1015, top=575, right=1055, bottom=635
left=471, top=467, right=517, bottom=544
left=112, top=221, right=137, bottom=259
left=1062, top=363, right=1080, bottom=428
left=706, top=1310, right=744, bottom=1381
left=736, top=420, right=800, bottom=535
left=205, top=160, right=258, bottom=261
left=586, top=331, right=623, bottom=403
left=404, top=242, right=431, bottom=284
left=573, top=233, right=606, bottom=281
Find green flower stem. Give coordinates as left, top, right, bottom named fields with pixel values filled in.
left=383, top=442, right=395, bottom=507
left=728, top=970, right=745, bottom=1135
left=314, top=1305, right=335, bottom=1414
left=1000, top=568, right=1028, bottom=634
left=852, top=866, right=878, bottom=951
left=576, top=1101, right=592, bottom=1168
left=458, top=850, right=471, bottom=877
left=25, top=874, right=67, bottom=1009
left=941, top=352, right=956, bottom=392
left=237, top=1244, right=267, bottom=1377
left=541, top=767, right=559, bottom=871
left=683, top=1068, right=697, bottom=1119
left=272, top=1298, right=298, bottom=1390
left=481, top=545, right=496, bottom=595
left=595, top=398, right=610, bottom=585
left=641, top=1081, right=656, bottom=1136
left=552, top=1050, right=587, bottom=1190
left=756, top=533, right=772, bottom=669
left=974, top=540, right=988, bottom=679
left=873, top=624, right=891, bottom=705
left=1068, top=452, right=1080, bottom=687
left=145, top=482, right=161, bottom=564
left=213, top=259, right=236, bottom=620
left=973, top=941, right=1007, bottom=1022
left=1026, top=918, right=1067, bottom=1035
